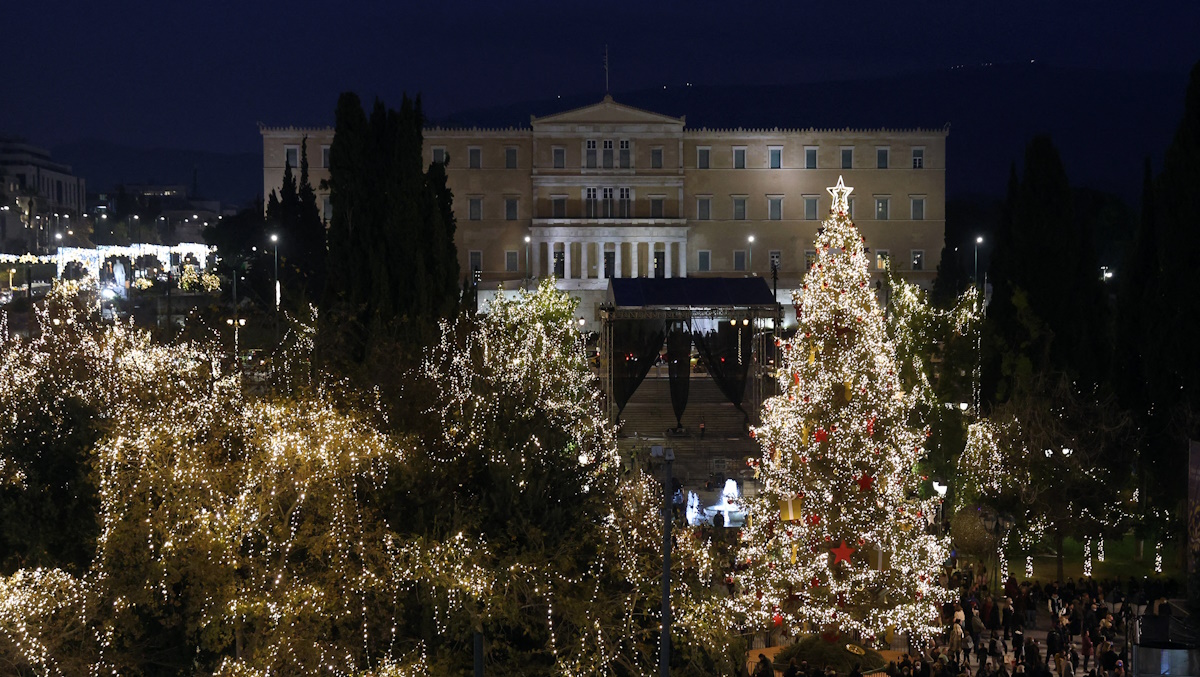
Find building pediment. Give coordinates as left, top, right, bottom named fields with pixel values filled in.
left=532, top=95, right=685, bottom=129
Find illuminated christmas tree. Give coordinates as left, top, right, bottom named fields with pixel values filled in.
left=734, top=177, right=951, bottom=642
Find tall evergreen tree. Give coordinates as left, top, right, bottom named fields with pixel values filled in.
left=320, top=92, right=460, bottom=365
left=291, top=138, right=327, bottom=300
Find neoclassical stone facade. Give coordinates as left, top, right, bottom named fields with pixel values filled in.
left=261, top=96, right=947, bottom=329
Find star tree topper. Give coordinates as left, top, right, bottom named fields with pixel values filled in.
left=827, top=175, right=854, bottom=215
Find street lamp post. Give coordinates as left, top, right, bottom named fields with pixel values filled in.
left=973, top=236, right=984, bottom=415
left=974, top=236, right=983, bottom=289
left=271, top=234, right=279, bottom=343
left=747, top=235, right=755, bottom=274
left=524, top=235, right=532, bottom=282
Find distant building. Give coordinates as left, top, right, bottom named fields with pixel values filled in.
left=260, top=96, right=947, bottom=329
left=0, top=137, right=86, bottom=252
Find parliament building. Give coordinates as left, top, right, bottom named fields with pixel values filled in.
left=260, top=95, right=947, bottom=330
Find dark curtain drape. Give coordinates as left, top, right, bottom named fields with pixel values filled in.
left=666, top=321, right=691, bottom=428
left=692, top=318, right=752, bottom=418
left=612, top=319, right=666, bottom=414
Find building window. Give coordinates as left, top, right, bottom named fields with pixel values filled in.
left=911, top=250, right=925, bottom=271
left=697, top=197, right=711, bottom=220
left=650, top=197, right=665, bottom=218
left=284, top=145, right=299, bottom=168
left=552, top=196, right=567, bottom=218
left=432, top=147, right=446, bottom=165
left=805, top=250, right=816, bottom=270
left=603, top=139, right=614, bottom=168
left=651, top=147, right=663, bottom=169
left=768, top=146, right=782, bottom=169
left=618, top=187, right=631, bottom=218
left=733, top=197, right=747, bottom=220
left=841, top=147, right=853, bottom=169
left=553, top=146, right=566, bottom=168
left=733, top=147, right=746, bottom=169
left=619, top=140, right=631, bottom=168
left=469, top=147, right=482, bottom=169
left=506, top=250, right=519, bottom=272
left=323, top=197, right=332, bottom=221
left=469, top=197, right=482, bottom=220
left=875, top=250, right=890, bottom=271
left=505, top=198, right=518, bottom=221
left=733, top=250, right=747, bottom=271
left=321, top=145, right=331, bottom=168
left=585, top=188, right=598, bottom=218
left=876, top=147, right=889, bottom=169
left=602, top=187, right=614, bottom=217
left=769, top=250, right=781, bottom=271
left=469, top=250, right=483, bottom=273
left=911, top=197, right=925, bottom=220
left=804, top=196, right=818, bottom=220
left=697, top=147, right=711, bottom=169
left=912, top=147, right=925, bottom=169
left=698, top=250, right=711, bottom=272
left=586, top=140, right=597, bottom=168
left=804, top=146, right=818, bottom=169
left=505, top=147, right=518, bottom=169
left=768, top=196, right=783, bottom=221
left=875, top=197, right=890, bottom=220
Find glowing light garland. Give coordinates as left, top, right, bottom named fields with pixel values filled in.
left=731, top=177, right=952, bottom=643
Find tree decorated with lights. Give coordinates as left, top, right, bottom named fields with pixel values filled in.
left=734, top=178, right=951, bottom=642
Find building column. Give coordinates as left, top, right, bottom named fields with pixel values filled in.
left=615, top=241, right=623, bottom=278
left=532, top=238, right=541, bottom=279
left=631, top=240, right=639, bottom=278
left=598, top=241, right=606, bottom=281
left=581, top=240, right=589, bottom=280
left=563, top=240, right=572, bottom=280
left=665, top=241, right=673, bottom=278
left=678, top=238, right=687, bottom=278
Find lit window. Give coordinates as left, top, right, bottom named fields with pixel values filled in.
left=876, top=250, right=890, bottom=271
left=469, top=147, right=482, bottom=169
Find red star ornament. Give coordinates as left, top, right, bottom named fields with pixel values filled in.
left=830, top=540, right=856, bottom=565
left=855, top=473, right=875, bottom=492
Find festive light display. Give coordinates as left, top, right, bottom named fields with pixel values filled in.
left=733, top=177, right=952, bottom=643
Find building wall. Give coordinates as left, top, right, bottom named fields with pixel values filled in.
left=260, top=98, right=947, bottom=330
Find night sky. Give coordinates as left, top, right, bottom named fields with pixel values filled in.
left=3, top=1, right=1198, bottom=155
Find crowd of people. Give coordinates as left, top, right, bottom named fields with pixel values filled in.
left=751, top=569, right=1180, bottom=677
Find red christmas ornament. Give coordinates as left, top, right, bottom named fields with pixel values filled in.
left=830, top=540, right=856, bottom=565
left=866, top=416, right=876, bottom=436
left=806, top=513, right=821, bottom=526
left=794, top=372, right=800, bottom=385
left=814, top=428, right=828, bottom=443
left=774, top=612, right=784, bottom=627
left=810, top=576, right=821, bottom=588
left=855, top=473, right=876, bottom=492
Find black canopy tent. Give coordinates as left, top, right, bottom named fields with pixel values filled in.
left=599, top=277, right=781, bottom=428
